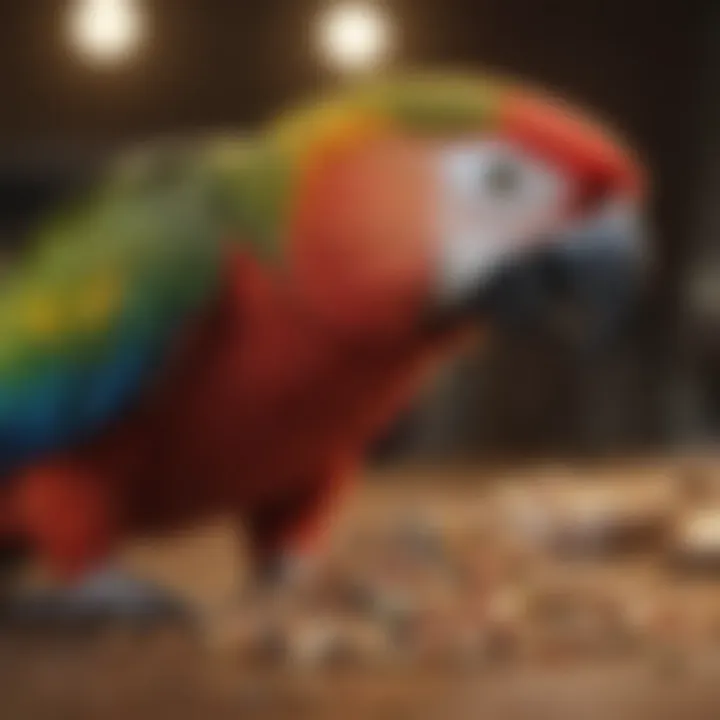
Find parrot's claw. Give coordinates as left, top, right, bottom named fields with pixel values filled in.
left=0, top=567, right=195, bottom=630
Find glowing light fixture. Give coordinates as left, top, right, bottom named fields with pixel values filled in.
left=68, top=0, right=146, bottom=65
left=317, top=3, right=393, bottom=74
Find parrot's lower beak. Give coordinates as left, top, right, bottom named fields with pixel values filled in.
left=470, top=202, right=648, bottom=347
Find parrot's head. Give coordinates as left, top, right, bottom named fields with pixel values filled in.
left=250, top=73, right=648, bottom=346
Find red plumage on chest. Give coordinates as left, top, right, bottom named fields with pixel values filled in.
left=121, top=252, right=438, bottom=523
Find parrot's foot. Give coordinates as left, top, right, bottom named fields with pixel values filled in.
left=0, top=566, right=195, bottom=630
left=200, top=554, right=322, bottom=656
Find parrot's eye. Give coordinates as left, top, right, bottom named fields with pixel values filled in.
left=441, top=141, right=568, bottom=222
left=482, top=157, right=522, bottom=198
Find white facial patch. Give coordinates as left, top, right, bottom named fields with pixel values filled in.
left=436, top=140, right=571, bottom=305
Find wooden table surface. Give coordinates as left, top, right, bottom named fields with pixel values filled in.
left=3, top=460, right=720, bottom=720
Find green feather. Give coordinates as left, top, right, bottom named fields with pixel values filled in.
left=0, top=72, right=504, bottom=386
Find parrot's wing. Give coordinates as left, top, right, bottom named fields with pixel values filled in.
left=0, top=142, right=229, bottom=475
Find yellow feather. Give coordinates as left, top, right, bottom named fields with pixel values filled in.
left=75, top=275, right=122, bottom=331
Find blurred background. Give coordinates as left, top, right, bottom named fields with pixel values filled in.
left=0, top=0, right=716, bottom=463
left=3, top=2, right=720, bottom=718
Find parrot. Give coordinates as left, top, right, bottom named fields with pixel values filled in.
left=0, top=72, right=646, bottom=622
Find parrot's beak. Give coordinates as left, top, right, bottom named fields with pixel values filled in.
left=472, top=201, right=648, bottom=346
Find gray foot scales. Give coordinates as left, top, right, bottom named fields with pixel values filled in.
left=0, top=567, right=196, bottom=630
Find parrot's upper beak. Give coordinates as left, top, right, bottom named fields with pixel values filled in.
left=473, top=200, right=648, bottom=346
